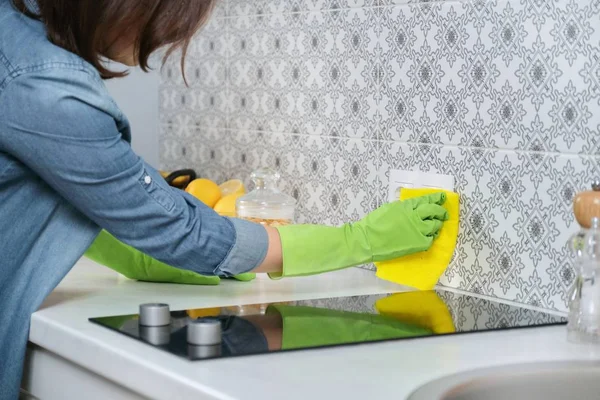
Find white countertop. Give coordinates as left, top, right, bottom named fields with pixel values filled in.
left=31, top=260, right=600, bottom=400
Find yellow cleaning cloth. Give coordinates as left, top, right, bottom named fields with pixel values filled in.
left=375, top=291, right=456, bottom=334
left=374, top=188, right=460, bottom=290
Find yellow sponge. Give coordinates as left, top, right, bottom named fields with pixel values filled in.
left=375, top=291, right=455, bottom=334
left=374, top=188, right=460, bottom=290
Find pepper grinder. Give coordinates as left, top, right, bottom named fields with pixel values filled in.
left=567, top=181, right=600, bottom=343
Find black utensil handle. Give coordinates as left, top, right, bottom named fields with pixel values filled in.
left=165, top=169, right=197, bottom=188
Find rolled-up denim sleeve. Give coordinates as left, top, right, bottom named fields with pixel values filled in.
left=0, top=66, right=267, bottom=276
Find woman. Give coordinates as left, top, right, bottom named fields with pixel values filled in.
left=0, top=0, right=448, bottom=397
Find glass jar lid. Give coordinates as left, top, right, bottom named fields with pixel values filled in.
left=236, top=168, right=296, bottom=220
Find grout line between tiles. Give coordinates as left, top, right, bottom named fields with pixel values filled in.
left=219, top=0, right=561, bottom=20
left=206, top=128, right=600, bottom=159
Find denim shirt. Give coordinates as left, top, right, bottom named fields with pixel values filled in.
left=0, top=0, right=268, bottom=397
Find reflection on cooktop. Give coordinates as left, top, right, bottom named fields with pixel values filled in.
left=89, top=290, right=566, bottom=361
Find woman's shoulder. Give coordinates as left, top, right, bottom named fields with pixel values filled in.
left=0, top=0, right=99, bottom=85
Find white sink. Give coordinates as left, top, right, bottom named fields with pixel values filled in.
left=407, top=361, right=600, bottom=400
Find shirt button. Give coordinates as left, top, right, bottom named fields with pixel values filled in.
left=144, top=175, right=152, bottom=184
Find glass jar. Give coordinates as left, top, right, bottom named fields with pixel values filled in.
left=568, top=217, right=600, bottom=343
left=236, top=168, right=296, bottom=227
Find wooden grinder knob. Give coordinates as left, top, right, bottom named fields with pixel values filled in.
left=573, top=181, right=600, bottom=229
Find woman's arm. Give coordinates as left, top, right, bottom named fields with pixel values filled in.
left=254, top=226, right=283, bottom=274
left=0, top=65, right=267, bottom=277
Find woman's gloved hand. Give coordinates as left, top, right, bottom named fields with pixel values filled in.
left=357, top=192, right=449, bottom=260
left=272, top=192, right=448, bottom=278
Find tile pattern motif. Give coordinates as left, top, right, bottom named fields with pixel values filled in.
left=159, top=0, right=600, bottom=312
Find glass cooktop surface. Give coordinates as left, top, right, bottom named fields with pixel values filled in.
left=89, top=290, right=566, bottom=361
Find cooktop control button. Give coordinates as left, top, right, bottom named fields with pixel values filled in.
left=187, top=318, right=222, bottom=346
left=139, top=326, right=171, bottom=346
left=139, top=303, right=171, bottom=327
left=188, top=344, right=221, bottom=360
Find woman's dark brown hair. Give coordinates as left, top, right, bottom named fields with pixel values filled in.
left=12, top=0, right=217, bottom=79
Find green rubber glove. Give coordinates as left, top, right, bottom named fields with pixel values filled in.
left=273, top=193, right=448, bottom=278
left=85, top=230, right=256, bottom=285
left=228, top=273, right=257, bottom=282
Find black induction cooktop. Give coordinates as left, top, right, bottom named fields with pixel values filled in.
left=89, top=290, right=566, bottom=361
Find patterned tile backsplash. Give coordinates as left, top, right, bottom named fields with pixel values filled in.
left=159, top=0, right=600, bottom=312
